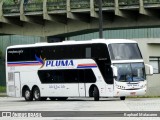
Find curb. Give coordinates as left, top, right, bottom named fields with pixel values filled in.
left=0, top=93, right=7, bottom=96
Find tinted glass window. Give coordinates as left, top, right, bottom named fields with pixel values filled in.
left=114, top=63, right=146, bottom=82
left=105, top=65, right=113, bottom=84
left=7, top=43, right=110, bottom=62
left=63, top=70, right=79, bottom=83
left=38, top=69, right=96, bottom=83
left=85, top=69, right=96, bottom=83
left=92, top=43, right=110, bottom=60
left=7, top=48, right=31, bottom=62
left=7, top=47, right=42, bottom=62
left=78, top=70, right=85, bottom=83
left=86, top=47, right=91, bottom=58
left=108, top=43, right=142, bottom=60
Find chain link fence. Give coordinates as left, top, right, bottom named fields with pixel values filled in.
left=0, top=59, right=5, bottom=86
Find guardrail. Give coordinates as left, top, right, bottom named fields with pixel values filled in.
left=3, top=0, right=20, bottom=14
left=70, top=0, right=90, bottom=9
left=119, top=0, right=139, bottom=6
left=24, top=0, right=43, bottom=12
left=0, top=59, right=5, bottom=86
left=2, top=0, right=160, bottom=14
left=144, top=0, right=160, bottom=4
left=47, top=0, right=66, bottom=11
left=94, top=0, right=114, bottom=7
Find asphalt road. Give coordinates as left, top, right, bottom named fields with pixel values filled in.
left=0, top=97, right=160, bottom=120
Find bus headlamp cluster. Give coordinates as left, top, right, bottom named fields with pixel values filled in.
left=140, top=84, right=146, bottom=89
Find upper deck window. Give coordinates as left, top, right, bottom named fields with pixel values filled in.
left=108, top=43, right=142, bottom=60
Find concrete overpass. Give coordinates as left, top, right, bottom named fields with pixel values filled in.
left=1, top=0, right=160, bottom=37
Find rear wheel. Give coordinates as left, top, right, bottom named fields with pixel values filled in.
left=24, top=88, right=33, bottom=101
left=120, top=96, right=126, bottom=100
left=93, top=87, right=99, bottom=101
left=33, top=87, right=41, bottom=101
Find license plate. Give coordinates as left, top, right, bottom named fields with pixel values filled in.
left=130, top=92, right=136, bottom=96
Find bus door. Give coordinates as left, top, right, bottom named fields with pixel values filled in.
left=78, top=83, right=86, bottom=97
left=78, top=70, right=86, bottom=97
left=14, top=72, right=21, bottom=97
left=7, top=72, right=15, bottom=97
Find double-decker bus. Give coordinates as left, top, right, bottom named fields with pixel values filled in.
left=6, top=39, right=153, bottom=101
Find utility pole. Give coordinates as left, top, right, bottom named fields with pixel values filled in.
left=97, top=0, right=103, bottom=38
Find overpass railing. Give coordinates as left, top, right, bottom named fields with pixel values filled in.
left=47, top=0, right=66, bottom=11
left=70, top=0, right=90, bottom=9
left=2, top=0, right=160, bottom=15
left=94, top=0, right=114, bottom=7
left=24, top=0, right=43, bottom=13
left=119, top=0, right=139, bottom=6
left=144, top=0, right=160, bottom=4
left=3, top=0, right=20, bottom=14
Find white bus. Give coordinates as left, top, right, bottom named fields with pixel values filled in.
left=6, top=39, right=153, bottom=101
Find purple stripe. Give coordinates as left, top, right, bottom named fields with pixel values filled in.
left=8, top=61, right=40, bottom=64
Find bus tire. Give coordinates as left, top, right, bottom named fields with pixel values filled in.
left=120, top=96, right=125, bottom=100
left=57, top=97, right=68, bottom=101
left=93, top=87, right=99, bottom=101
left=33, top=87, right=41, bottom=101
left=24, top=87, right=33, bottom=101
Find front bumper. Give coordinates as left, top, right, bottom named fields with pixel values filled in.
left=114, top=87, right=146, bottom=97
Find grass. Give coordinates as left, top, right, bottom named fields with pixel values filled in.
left=127, top=96, right=160, bottom=98
left=0, top=86, right=6, bottom=93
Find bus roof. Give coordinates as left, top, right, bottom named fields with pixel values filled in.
left=7, top=39, right=137, bottom=49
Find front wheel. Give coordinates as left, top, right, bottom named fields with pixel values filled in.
left=93, top=87, right=99, bottom=101
left=24, top=88, right=33, bottom=101
left=33, top=87, right=41, bottom=101
left=120, top=96, right=125, bottom=100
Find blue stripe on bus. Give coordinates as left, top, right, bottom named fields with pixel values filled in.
left=77, top=66, right=97, bottom=68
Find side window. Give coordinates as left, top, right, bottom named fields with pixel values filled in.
left=105, top=65, right=113, bottom=84
left=92, top=43, right=111, bottom=63
left=34, top=47, right=43, bottom=60
left=38, top=69, right=96, bottom=84
left=38, top=70, right=64, bottom=83
left=7, top=48, right=31, bottom=62
left=78, top=69, right=96, bottom=83
left=55, top=46, right=64, bottom=59
left=85, top=47, right=91, bottom=58
left=78, top=70, right=85, bottom=83
left=53, top=70, right=64, bottom=83
left=63, top=70, right=78, bottom=83
left=85, top=69, right=96, bottom=83
left=149, top=57, right=160, bottom=74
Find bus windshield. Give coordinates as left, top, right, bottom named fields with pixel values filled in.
left=108, top=43, right=142, bottom=60
left=114, top=63, right=146, bottom=82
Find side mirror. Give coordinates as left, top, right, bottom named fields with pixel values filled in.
left=111, top=65, right=118, bottom=78
left=145, top=64, right=153, bottom=76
